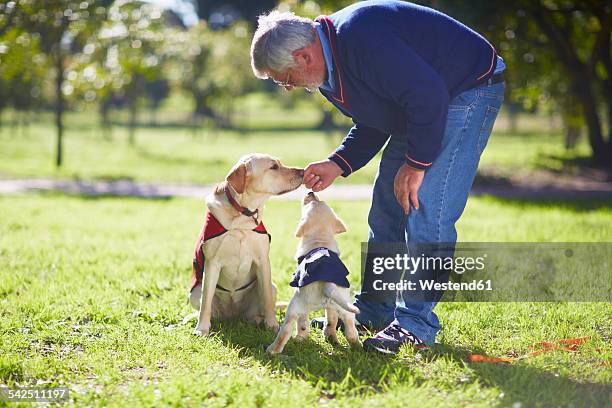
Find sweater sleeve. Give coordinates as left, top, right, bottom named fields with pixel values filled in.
left=328, top=122, right=390, bottom=177
left=359, top=36, right=450, bottom=170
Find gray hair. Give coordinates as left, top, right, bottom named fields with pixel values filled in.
left=250, top=10, right=316, bottom=78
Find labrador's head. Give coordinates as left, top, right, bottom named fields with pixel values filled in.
left=225, top=154, right=304, bottom=196
left=295, top=192, right=347, bottom=238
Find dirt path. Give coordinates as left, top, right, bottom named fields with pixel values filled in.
left=1, top=177, right=610, bottom=200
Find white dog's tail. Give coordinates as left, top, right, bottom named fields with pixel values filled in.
left=323, top=283, right=360, bottom=314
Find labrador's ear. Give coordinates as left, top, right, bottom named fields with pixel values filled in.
left=333, top=217, right=347, bottom=235
left=226, top=162, right=247, bottom=194
left=295, top=218, right=308, bottom=238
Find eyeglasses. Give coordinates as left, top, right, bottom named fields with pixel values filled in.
left=272, top=71, right=291, bottom=88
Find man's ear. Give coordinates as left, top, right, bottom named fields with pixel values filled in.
left=291, top=48, right=310, bottom=66
left=226, top=162, right=247, bottom=194
left=295, top=218, right=308, bottom=238
left=333, top=217, right=347, bottom=235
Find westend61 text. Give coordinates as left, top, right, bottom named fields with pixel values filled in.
left=373, top=279, right=493, bottom=291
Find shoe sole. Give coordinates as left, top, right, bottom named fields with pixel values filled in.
left=363, top=342, right=398, bottom=355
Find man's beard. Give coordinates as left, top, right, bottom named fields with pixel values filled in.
left=304, top=75, right=325, bottom=93
left=304, top=76, right=325, bottom=93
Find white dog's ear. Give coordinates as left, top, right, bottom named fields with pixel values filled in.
left=226, top=162, right=247, bottom=194
left=295, top=218, right=307, bottom=237
left=333, top=217, right=347, bottom=234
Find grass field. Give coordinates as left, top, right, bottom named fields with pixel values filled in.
left=1, top=193, right=610, bottom=406
left=1, top=93, right=609, bottom=406
left=0, top=92, right=593, bottom=186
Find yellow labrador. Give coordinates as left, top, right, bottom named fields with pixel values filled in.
left=266, top=192, right=360, bottom=354
left=190, top=154, right=303, bottom=336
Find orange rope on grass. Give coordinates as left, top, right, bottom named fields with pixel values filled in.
left=468, top=336, right=593, bottom=364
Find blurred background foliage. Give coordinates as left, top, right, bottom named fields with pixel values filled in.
left=0, top=0, right=610, bottom=168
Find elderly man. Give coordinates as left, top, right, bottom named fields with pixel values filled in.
left=250, top=0, right=504, bottom=354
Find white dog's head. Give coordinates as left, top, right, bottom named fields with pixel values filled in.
left=225, top=153, right=304, bottom=197
left=295, top=192, right=347, bottom=240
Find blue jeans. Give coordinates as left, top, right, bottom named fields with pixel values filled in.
left=355, top=81, right=505, bottom=344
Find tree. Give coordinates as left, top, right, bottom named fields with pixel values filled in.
left=7, top=0, right=110, bottom=167
left=0, top=26, right=45, bottom=131
left=524, top=1, right=611, bottom=165
left=79, top=0, right=172, bottom=144
left=427, top=0, right=611, bottom=165
left=171, top=20, right=256, bottom=129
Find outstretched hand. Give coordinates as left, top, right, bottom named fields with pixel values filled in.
left=394, top=163, right=425, bottom=214
left=304, top=160, right=343, bottom=192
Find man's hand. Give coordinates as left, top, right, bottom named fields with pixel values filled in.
left=304, top=160, right=343, bottom=192
left=394, top=163, right=425, bottom=214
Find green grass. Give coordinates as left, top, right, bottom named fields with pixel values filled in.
left=0, top=97, right=594, bottom=186
left=1, top=193, right=610, bottom=406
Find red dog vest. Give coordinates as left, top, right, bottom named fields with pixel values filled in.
left=190, top=212, right=270, bottom=292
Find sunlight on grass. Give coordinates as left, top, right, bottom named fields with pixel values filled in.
left=0, top=194, right=610, bottom=406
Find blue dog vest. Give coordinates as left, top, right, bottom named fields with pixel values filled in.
left=290, top=247, right=350, bottom=288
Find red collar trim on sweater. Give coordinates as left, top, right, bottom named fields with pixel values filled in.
left=316, top=15, right=348, bottom=109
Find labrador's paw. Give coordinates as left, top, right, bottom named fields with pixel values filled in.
left=264, top=317, right=279, bottom=332
left=246, top=314, right=263, bottom=325
left=193, top=322, right=210, bottom=336
left=347, top=337, right=361, bottom=348
left=324, top=332, right=340, bottom=345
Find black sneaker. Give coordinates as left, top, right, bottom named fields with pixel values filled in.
left=310, top=317, right=370, bottom=336
left=363, top=323, right=426, bottom=354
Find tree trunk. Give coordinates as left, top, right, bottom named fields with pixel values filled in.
left=508, top=106, right=518, bottom=134
left=193, top=94, right=215, bottom=119
left=55, top=51, right=64, bottom=168
left=19, top=111, right=29, bottom=138
left=574, top=82, right=609, bottom=164
left=99, top=99, right=112, bottom=141
left=10, top=111, right=17, bottom=133
left=528, top=2, right=611, bottom=166
left=564, top=125, right=581, bottom=150
left=128, top=101, right=137, bottom=145
left=149, top=107, right=157, bottom=126
left=317, top=111, right=335, bottom=131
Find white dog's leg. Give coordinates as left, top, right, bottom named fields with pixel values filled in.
left=338, top=310, right=361, bottom=347
left=256, top=258, right=279, bottom=331
left=266, top=299, right=299, bottom=355
left=295, top=314, right=310, bottom=340
left=194, top=261, right=221, bottom=336
left=324, top=307, right=339, bottom=344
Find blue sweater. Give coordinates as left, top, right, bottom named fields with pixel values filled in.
left=315, top=1, right=498, bottom=173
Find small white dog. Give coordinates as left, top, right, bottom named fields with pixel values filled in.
left=266, top=192, right=360, bottom=355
